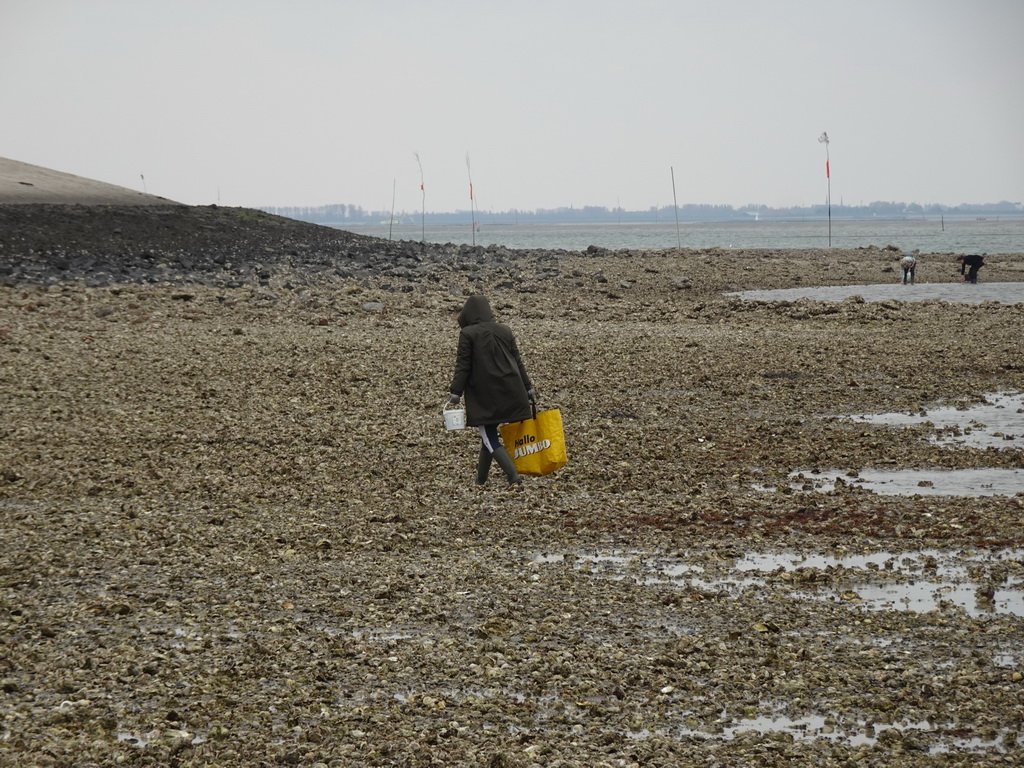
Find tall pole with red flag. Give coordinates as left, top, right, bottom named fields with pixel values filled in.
left=818, top=132, right=831, bottom=247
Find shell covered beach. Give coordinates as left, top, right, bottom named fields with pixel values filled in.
left=2, top=204, right=1024, bottom=767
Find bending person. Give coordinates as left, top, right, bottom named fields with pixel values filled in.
left=899, top=251, right=917, bottom=285
left=958, top=254, right=985, bottom=284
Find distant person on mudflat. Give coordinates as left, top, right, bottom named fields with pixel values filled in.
left=448, top=295, right=537, bottom=487
left=899, top=252, right=917, bottom=285
left=958, top=254, right=985, bottom=284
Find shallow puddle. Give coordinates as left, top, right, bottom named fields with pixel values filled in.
left=731, top=548, right=1021, bottom=579
left=851, top=581, right=1023, bottom=617
left=729, top=282, right=1024, bottom=305
left=768, top=392, right=1024, bottom=497
left=777, top=468, right=1024, bottom=497
left=531, top=548, right=1024, bottom=617
left=630, top=714, right=1014, bottom=753
left=117, top=729, right=204, bottom=748
left=846, top=391, right=1024, bottom=450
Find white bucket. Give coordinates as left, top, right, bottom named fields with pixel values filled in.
left=443, top=402, right=466, bottom=431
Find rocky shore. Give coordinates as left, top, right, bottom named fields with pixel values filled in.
left=0, top=204, right=565, bottom=291
left=2, top=204, right=1023, bottom=766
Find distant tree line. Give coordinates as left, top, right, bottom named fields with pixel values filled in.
left=260, top=200, right=1023, bottom=226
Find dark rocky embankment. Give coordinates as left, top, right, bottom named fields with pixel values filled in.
left=0, top=204, right=565, bottom=290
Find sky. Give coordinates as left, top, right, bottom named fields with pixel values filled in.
left=3, top=0, right=1023, bottom=213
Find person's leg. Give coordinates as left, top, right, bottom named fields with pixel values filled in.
left=969, top=265, right=979, bottom=283
left=475, top=444, right=492, bottom=485
left=480, top=424, right=522, bottom=485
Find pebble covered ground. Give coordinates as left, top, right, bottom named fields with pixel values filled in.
left=2, top=205, right=1024, bottom=767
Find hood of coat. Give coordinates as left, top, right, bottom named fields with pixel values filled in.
left=458, top=295, right=495, bottom=328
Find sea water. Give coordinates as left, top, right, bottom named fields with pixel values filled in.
left=337, top=216, right=1024, bottom=254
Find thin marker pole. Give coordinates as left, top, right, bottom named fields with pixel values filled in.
left=466, top=152, right=476, bottom=247
left=414, top=152, right=425, bottom=243
left=671, top=166, right=681, bottom=249
left=818, top=132, right=831, bottom=247
left=388, top=178, right=396, bottom=242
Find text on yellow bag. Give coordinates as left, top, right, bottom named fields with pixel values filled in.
left=499, top=408, right=567, bottom=476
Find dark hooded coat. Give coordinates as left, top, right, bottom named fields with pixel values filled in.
left=449, top=295, right=533, bottom=427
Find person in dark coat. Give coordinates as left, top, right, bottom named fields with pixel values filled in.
left=958, top=254, right=985, bottom=284
left=448, top=295, right=536, bottom=485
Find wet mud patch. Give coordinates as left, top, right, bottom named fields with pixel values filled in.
left=777, top=467, right=1024, bottom=497
left=846, top=391, right=1024, bottom=450
left=630, top=712, right=1017, bottom=754
left=730, top=281, right=1024, bottom=305
left=526, top=546, right=1024, bottom=755
left=764, top=393, right=1024, bottom=497
left=530, top=547, right=1024, bottom=617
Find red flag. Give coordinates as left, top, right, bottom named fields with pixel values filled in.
left=420, top=183, right=424, bottom=190
left=469, top=183, right=473, bottom=200
left=826, top=160, right=830, bottom=179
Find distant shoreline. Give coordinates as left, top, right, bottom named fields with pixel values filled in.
left=261, top=204, right=1024, bottom=228
left=337, top=212, right=1024, bottom=227
left=322, top=217, right=1024, bottom=255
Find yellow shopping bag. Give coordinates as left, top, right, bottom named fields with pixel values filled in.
left=499, top=408, right=567, bottom=476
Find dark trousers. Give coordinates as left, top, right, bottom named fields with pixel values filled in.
left=479, top=424, right=501, bottom=452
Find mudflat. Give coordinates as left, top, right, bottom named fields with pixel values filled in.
left=2, top=203, right=1023, bottom=765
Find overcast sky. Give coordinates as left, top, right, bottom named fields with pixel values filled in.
left=3, top=0, right=1022, bottom=212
